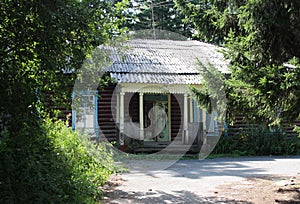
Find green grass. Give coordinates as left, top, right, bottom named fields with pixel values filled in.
left=0, top=118, right=118, bottom=203
left=112, top=151, right=243, bottom=161
left=113, top=152, right=185, bottom=161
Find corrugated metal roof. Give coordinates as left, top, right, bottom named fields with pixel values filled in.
left=107, top=39, right=229, bottom=84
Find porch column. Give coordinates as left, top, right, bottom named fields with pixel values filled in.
left=183, top=93, right=188, bottom=144
left=119, top=92, right=125, bottom=145
left=189, top=98, right=193, bottom=123
left=202, top=110, right=207, bottom=144
left=139, top=93, right=144, bottom=140
left=116, top=93, right=120, bottom=124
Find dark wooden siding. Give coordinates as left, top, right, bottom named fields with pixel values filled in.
left=98, top=83, right=117, bottom=142
left=171, top=94, right=183, bottom=141
left=127, top=93, right=139, bottom=123
left=228, top=115, right=300, bottom=136
left=283, top=120, right=300, bottom=136
left=97, top=91, right=184, bottom=142
left=57, top=106, right=72, bottom=125
left=44, top=90, right=73, bottom=126
left=227, top=115, right=256, bottom=135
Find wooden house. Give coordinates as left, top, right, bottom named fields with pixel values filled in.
left=72, top=39, right=229, bottom=153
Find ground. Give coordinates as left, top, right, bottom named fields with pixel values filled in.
left=216, top=175, right=300, bottom=203
left=102, top=156, right=300, bottom=204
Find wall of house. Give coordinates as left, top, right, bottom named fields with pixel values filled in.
left=171, top=94, right=183, bottom=141
left=45, top=90, right=72, bottom=126
left=97, top=84, right=185, bottom=143
left=98, top=83, right=117, bottom=142
left=128, top=93, right=139, bottom=123
left=67, top=82, right=299, bottom=143
left=227, top=114, right=300, bottom=136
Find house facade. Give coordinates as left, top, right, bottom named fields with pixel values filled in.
left=73, top=39, right=229, bottom=153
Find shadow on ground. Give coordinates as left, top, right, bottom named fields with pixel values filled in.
left=163, top=156, right=300, bottom=179
left=275, top=187, right=300, bottom=204
left=107, top=157, right=300, bottom=203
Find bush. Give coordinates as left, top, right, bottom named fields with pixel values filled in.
left=294, top=126, right=300, bottom=138
left=0, top=118, right=115, bottom=203
left=213, top=126, right=300, bottom=156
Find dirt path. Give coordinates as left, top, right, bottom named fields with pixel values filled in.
left=103, top=156, right=300, bottom=203
left=216, top=175, right=300, bottom=204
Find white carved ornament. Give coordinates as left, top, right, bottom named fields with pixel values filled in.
left=118, top=83, right=202, bottom=94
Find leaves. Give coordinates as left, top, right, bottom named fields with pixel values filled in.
left=0, top=0, right=126, bottom=133
left=177, top=0, right=300, bottom=127
left=0, top=1, right=126, bottom=202
left=126, top=0, right=194, bottom=38
left=0, top=117, right=116, bottom=203
left=175, top=0, right=244, bottom=43
left=190, top=61, right=227, bottom=122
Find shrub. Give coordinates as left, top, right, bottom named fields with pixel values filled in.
left=213, top=126, right=300, bottom=156
left=294, top=126, right=300, bottom=138
left=0, top=118, right=115, bottom=203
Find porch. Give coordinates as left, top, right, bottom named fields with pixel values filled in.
left=132, top=141, right=201, bottom=154
left=111, top=82, right=218, bottom=153
left=125, top=121, right=205, bottom=154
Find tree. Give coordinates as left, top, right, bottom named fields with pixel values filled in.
left=225, top=0, right=300, bottom=126
left=175, top=0, right=245, bottom=43
left=0, top=0, right=127, bottom=202
left=176, top=0, right=300, bottom=127
left=0, top=0, right=127, bottom=134
left=126, top=0, right=194, bottom=38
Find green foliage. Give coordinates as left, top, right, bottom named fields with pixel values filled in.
left=190, top=62, right=227, bottom=121
left=175, top=0, right=244, bottom=43
left=0, top=118, right=115, bottom=203
left=225, top=61, right=300, bottom=126
left=294, top=126, right=300, bottom=138
left=176, top=0, right=300, bottom=127
left=126, top=0, right=194, bottom=38
left=223, top=1, right=300, bottom=126
left=213, top=127, right=300, bottom=156
left=0, top=1, right=127, bottom=202
left=191, top=86, right=212, bottom=113
left=0, top=0, right=127, bottom=133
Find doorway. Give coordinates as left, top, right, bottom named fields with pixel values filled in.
left=144, top=94, right=170, bottom=142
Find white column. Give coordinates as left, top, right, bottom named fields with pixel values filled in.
left=168, top=94, right=171, bottom=141
left=139, top=93, right=144, bottom=140
left=202, top=110, right=207, bottom=144
left=116, top=93, right=120, bottom=124
left=183, top=93, right=188, bottom=144
left=207, top=113, right=215, bottom=134
left=189, top=98, right=193, bottom=123
left=119, top=92, right=125, bottom=145
left=213, top=112, right=219, bottom=136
